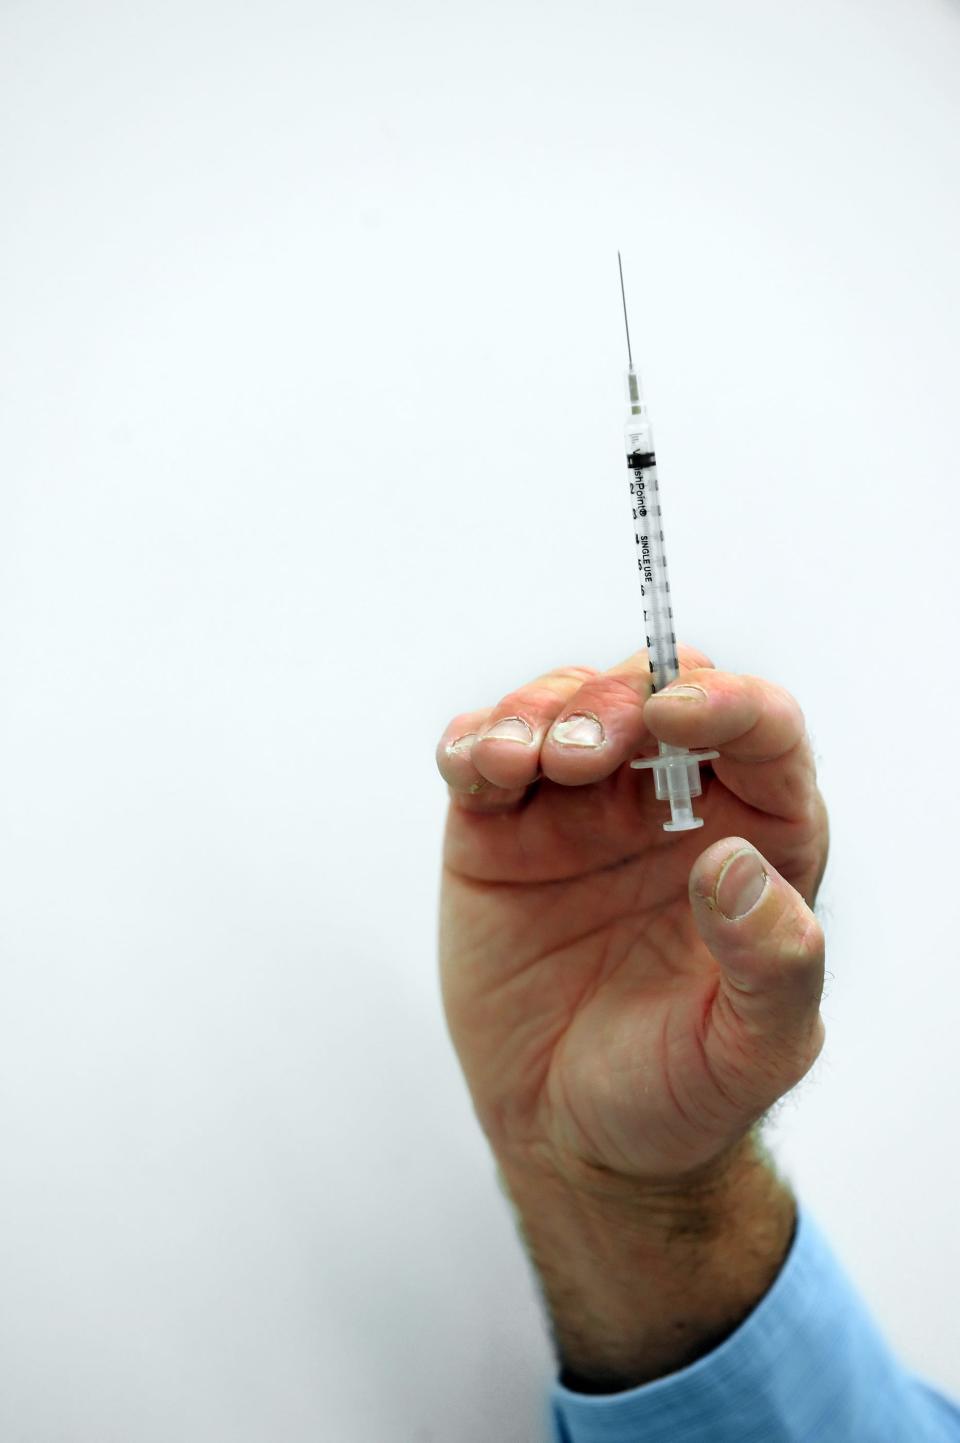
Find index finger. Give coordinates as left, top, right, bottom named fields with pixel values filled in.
left=642, top=670, right=817, bottom=821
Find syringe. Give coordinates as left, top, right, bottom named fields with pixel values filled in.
left=617, top=253, right=717, bottom=832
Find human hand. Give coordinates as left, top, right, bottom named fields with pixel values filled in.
left=436, top=645, right=828, bottom=1192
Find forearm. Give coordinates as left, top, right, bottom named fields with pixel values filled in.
left=498, top=1131, right=795, bottom=1392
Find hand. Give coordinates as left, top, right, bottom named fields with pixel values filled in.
left=436, top=645, right=828, bottom=1192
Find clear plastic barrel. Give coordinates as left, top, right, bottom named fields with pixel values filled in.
left=624, top=367, right=678, bottom=693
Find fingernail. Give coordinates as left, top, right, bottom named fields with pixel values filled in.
left=651, top=683, right=708, bottom=703
left=550, top=713, right=604, bottom=748
left=715, top=847, right=768, bottom=920
left=481, top=716, right=534, bottom=745
left=447, top=732, right=479, bottom=755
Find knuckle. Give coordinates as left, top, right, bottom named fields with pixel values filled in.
left=546, top=664, right=599, bottom=685
left=792, top=910, right=825, bottom=964
left=535, top=666, right=600, bottom=700
left=577, top=672, right=649, bottom=711
left=493, top=685, right=554, bottom=718
left=775, top=905, right=822, bottom=959
left=743, top=674, right=797, bottom=705
left=495, top=668, right=596, bottom=716
left=678, top=646, right=715, bottom=670
left=750, top=677, right=806, bottom=731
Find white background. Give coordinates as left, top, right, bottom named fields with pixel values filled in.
left=2, top=0, right=959, bottom=1437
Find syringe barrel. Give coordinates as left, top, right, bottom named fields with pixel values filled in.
left=624, top=390, right=679, bottom=693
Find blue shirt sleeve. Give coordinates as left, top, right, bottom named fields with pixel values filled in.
left=548, top=1205, right=960, bottom=1442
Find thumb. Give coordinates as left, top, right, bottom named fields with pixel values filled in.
left=689, top=836, right=826, bottom=1111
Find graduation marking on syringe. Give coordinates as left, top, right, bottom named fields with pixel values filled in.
left=616, top=253, right=717, bottom=833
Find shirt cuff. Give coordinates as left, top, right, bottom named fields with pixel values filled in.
left=549, top=1204, right=956, bottom=1442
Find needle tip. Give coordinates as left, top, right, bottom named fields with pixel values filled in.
left=617, top=252, right=633, bottom=369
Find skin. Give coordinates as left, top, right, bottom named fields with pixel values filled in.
left=436, top=645, right=829, bottom=1389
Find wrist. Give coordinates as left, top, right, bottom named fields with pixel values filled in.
left=497, top=1131, right=796, bottom=1392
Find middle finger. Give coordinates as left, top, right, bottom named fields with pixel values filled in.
left=539, top=643, right=715, bottom=786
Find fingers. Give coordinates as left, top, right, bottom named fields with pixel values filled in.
left=469, top=665, right=600, bottom=790
left=643, top=669, right=816, bottom=821
left=436, top=655, right=816, bottom=827
left=436, top=702, right=545, bottom=815
left=532, top=644, right=714, bottom=787
left=690, top=836, right=825, bottom=1111
left=435, top=646, right=716, bottom=807
left=435, top=707, right=528, bottom=813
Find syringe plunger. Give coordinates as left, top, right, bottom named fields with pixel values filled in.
left=631, top=743, right=719, bottom=832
